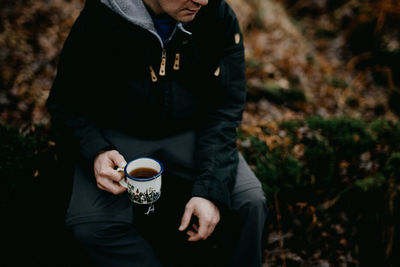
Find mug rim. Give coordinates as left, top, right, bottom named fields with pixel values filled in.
left=124, top=157, right=163, bottom=182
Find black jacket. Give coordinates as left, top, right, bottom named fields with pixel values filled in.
left=46, top=0, right=246, bottom=209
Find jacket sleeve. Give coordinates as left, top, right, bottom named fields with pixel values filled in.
left=46, top=4, right=115, bottom=163
left=191, top=2, right=246, bottom=210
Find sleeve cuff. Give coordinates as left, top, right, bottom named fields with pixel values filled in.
left=191, top=178, right=232, bottom=212
left=80, top=134, right=115, bottom=163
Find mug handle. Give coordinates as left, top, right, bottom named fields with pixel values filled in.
left=116, top=167, right=128, bottom=188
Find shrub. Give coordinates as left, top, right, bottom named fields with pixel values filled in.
left=238, top=116, right=400, bottom=266
left=0, top=124, right=55, bottom=208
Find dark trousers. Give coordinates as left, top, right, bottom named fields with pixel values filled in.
left=68, top=131, right=267, bottom=266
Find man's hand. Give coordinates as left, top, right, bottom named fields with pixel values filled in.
left=94, top=150, right=127, bottom=195
left=179, top=197, right=220, bottom=242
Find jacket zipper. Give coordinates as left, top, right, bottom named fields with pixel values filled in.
left=149, top=22, right=190, bottom=81
left=148, top=25, right=188, bottom=119
left=159, top=49, right=167, bottom=76
left=158, top=48, right=181, bottom=76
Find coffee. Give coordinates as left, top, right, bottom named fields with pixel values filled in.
left=129, top=167, right=158, bottom=178
left=117, top=157, right=163, bottom=205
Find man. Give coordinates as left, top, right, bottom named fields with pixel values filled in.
left=46, top=0, right=267, bottom=266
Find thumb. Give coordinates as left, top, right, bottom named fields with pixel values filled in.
left=179, top=205, right=194, bottom=231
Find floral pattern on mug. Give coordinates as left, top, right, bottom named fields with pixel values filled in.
left=127, top=184, right=160, bottom=204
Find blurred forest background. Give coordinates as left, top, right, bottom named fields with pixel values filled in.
left=1, top=0, right=400, bottom=266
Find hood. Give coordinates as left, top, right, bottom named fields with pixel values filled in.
left=100, top=0, right=192, bottom=46
left=100, top=0, right=155, bottom=31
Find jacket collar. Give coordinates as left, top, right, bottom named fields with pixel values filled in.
left=100, top=0, right=191, bottom=45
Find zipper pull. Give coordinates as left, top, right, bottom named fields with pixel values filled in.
left=234, top=33, right=241, bottom=44
left=173, top=53, right=180, bottom=70
left=214, top=66, right=220, bottom=77
left=159, top=49, right=167, bottom=76
left=150, top=66, right=158, bottom=82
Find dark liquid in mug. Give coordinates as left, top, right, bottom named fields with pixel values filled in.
left=129, top=167, right=158, bottom=178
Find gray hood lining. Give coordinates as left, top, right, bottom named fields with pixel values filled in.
left=100, top=0, right=192, bottom=47
left=100, top=0, right=155, bottom=32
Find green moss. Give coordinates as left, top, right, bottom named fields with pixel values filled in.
left=355, top=173, right=386, bottom=192
left=370, top=119, right=400, bottom=150
left=384, top=152, right=400, bottom=179
left=307, top=116, right=373, bottom=160
left=239, top=117, right=400, bottom=208
left=280, top=154, right=303, bottom=187
left=279, top=120, right=305, bottom=144
left=304, top=135, right=335, bottom=185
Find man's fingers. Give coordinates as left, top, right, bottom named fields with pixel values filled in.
left=179, top=205, right=194, bottom=231
left=180, top=197, right=221, bottom=242
left=187, top=214, right=220, bottom=242
left=188, top=217, right=209, bottom=241
left=109, top=150, right=127, bottom=168
left=97, top=177, right=126, bottom=195
left=93, top=150, right=127, bottom=195
left=98, top=168, right=124, bottom=183
left=186, top=230, right=196, bottom=238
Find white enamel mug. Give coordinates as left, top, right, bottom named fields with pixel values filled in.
left=117, top=157, right=163, bottom=205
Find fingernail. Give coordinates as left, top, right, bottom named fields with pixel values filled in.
left=179, top=225, right=184, bottom=231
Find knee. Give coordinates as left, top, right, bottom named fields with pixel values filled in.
left=233, top=187, right=268, bottom=219
left=71, top=223, right=97, bottom=246
left=71, top=222, right=130, bottom=247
